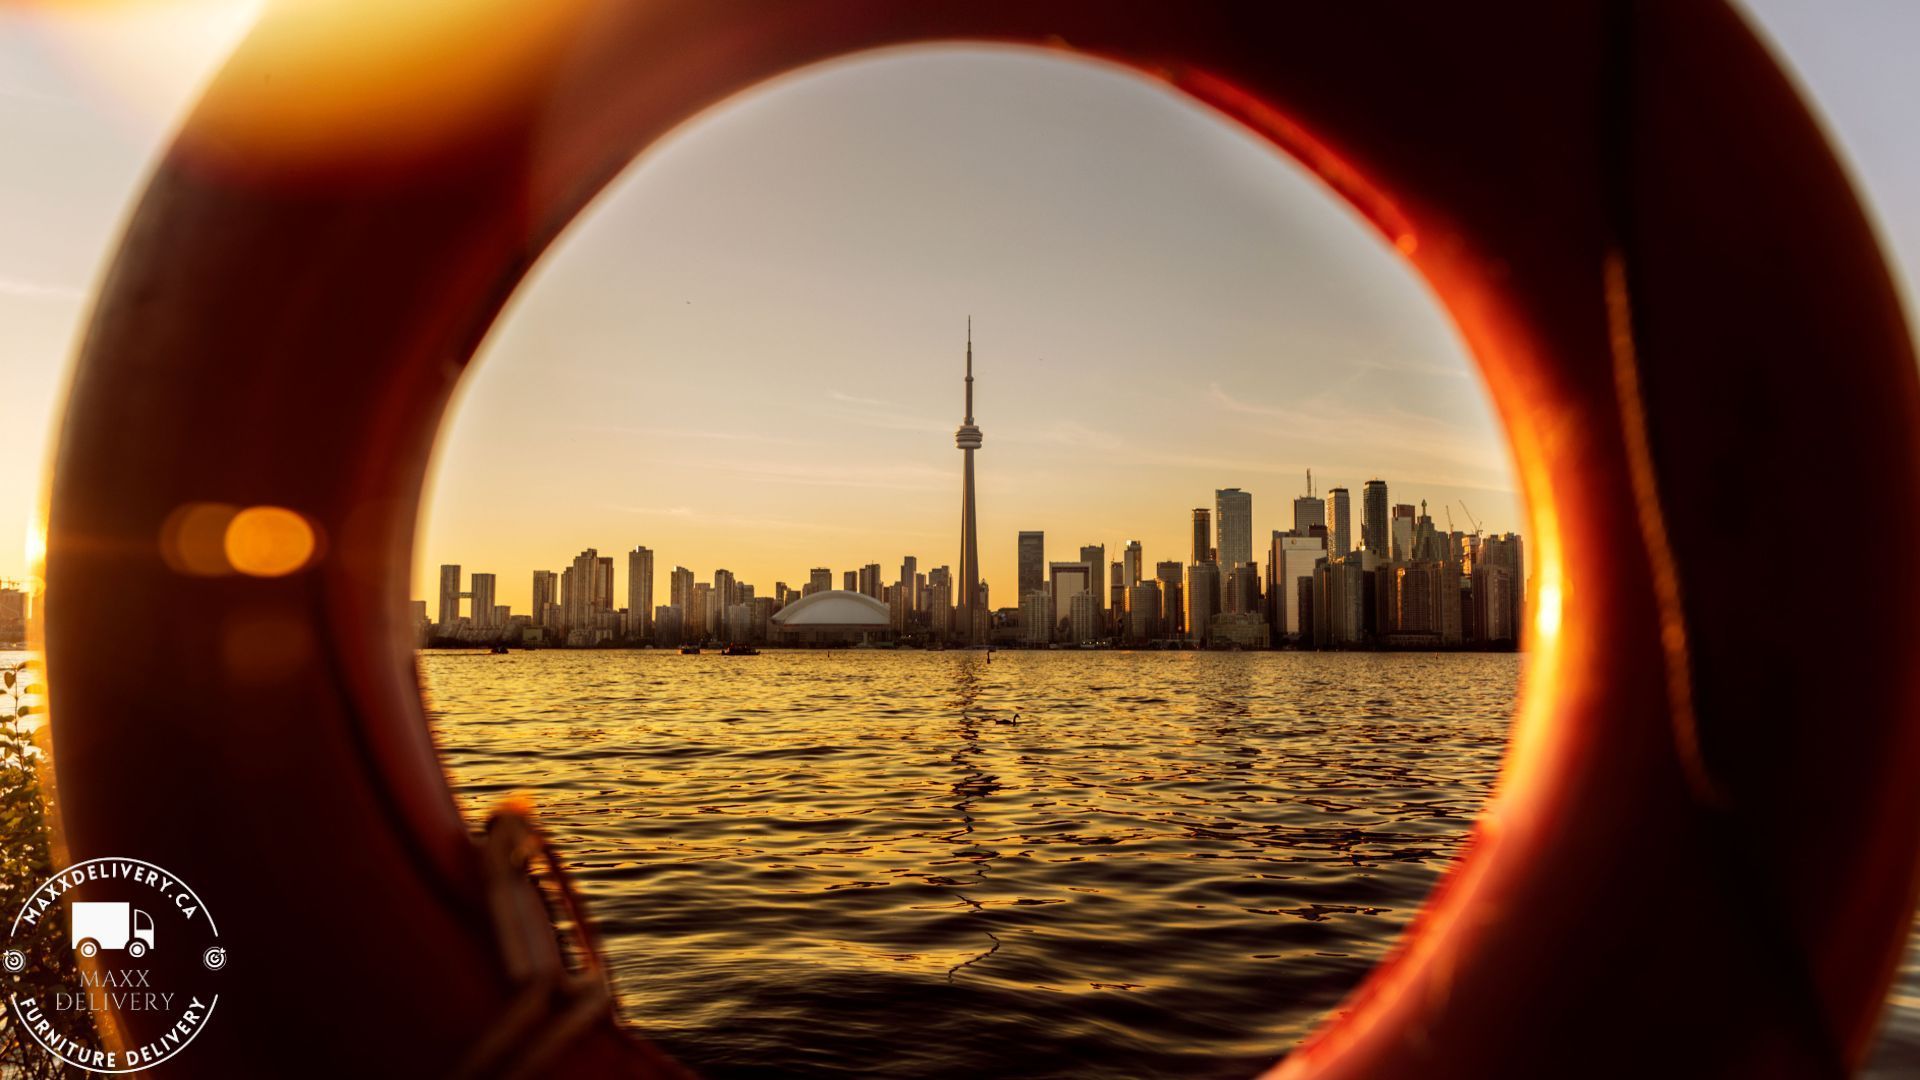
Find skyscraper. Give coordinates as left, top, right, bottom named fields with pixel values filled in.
left=713, top=569, right=737, bottom=633
left=531, top=570, right=557, bottom=626
left=807, top=568, right=832, bottom=596
left=561, top=549, right=602, bottom=630
left=1328, top=487, right=1351, bottom=557
left=1361, top=480, right=1389, bottom=559
left=899, top=555, right=918, bottom=612
left=1215, top=488, right=1252, bottom=569
left=1392, top=503, right=1416, bottom=563
left=1293, top=470, right=1326, bottom=535
left=627, top=546, right=653, bottom=639
left=955, top=320, right=984, bottom=645
left=1191, top=508, right=1212, bottom=564
left=1122, top=540, right=1144, bottom=587
left=1187, top=561, right=1221, bottom=646
left=437, top=564, right=462, bottom=627
left=1018, top=531, right=1045, bottom=607
left=1127, top=581, right=1161, bottom=642
left=670, top=566, right=694, bottom=613
left=469, top=573, right=496, bottom=628
left=1078, top=543, right=1106, bottom=616
left=1155, top=560, right=1185, bottom=637
left=1048, top=561, right=1096, bottom=612
left=1271, top=532, right=1327, bottom=638
left=858, top=563, right=882, bottom=599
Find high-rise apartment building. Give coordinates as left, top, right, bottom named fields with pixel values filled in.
left=1018, top=532, right=1045, bottom=606
left=1127, top=581, right=1161, bottom=642
left=900, top=556, right=918, bottom=612
left=560, top=549, right=603, bottom=630
left=1270, top=532, right=1327, bottom=638
left=1021, top=590, right=1054, bottom=645
left=1391, top=504, right=1416, bottom=563
left=1078, top=544, right=1106, bottom=615
left=1068, top=591, right=1102, bottom=644
left=627, top=546, right=653, bottom=638
left=1191, top=509, right=1212, bottom=565
left=1122, top=541, right=1144, bottom=588
left=1226, top=562, right=1262, bottom=616
left=1215, top=488, right=1252, bottom=569
left=1479, top=532, right=1526, bottom=641
left=1155, top=561, right=1185, bottom=638
left=670, top=566, right=694, bottom=613
left=1328, top=487, right=1351, bottom=556
left=1187, top=562, right=1221, bottom=646
left=1361, top=480, right=1389, bottom=559
left=1049, top=561, right=1096, bottom=610
left=469, top=573, right=497, bottom=628
left=688, top=583, right=710, bottom=643
left=806, top=568, right=832, bottom=596
left=531, top=570, right=557, bottom=626
left=843, top=570, right=857, bottom=592
left=859, top=563, right=883, bottom=600
left=437, top=564, right=462, bottom=627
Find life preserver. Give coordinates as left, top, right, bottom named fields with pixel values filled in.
left=42, top=1, right=1920, bottom=1075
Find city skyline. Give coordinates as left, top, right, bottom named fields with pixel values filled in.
left=419, top=448, right=1520, bottom=646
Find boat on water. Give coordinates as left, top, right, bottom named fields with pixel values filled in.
left=488, top=644, right=509, bottom=654
left=679, top=645, right=701, bottom=655
left=720, top=644, right=759, bottom=656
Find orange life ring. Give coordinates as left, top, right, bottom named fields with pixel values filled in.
left=42, top=2, right=1920, bottom=1075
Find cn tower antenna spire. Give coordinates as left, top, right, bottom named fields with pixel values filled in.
left=964, top=316, right=974, bottom=423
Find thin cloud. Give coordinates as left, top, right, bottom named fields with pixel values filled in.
left=827, top=390, right=894, bottom=408
left=584, top=424, right=811, bottom=447
left=0, top=277, right=84, bottom=301
left=607, top=504, right=867, bottom=535
left=719, top=459, right=950, bottom=492
left=1200, top=382, right=1515, bottom=489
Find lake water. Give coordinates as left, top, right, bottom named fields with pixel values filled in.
left=6, top=648, right=1913, bottom=1075
left=426, top=649, right=1514, bottom=1077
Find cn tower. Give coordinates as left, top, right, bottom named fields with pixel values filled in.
left=955, top=318, right=983, bottom=645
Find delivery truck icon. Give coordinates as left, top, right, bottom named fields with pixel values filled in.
left=71, top=902, right=155, bottom=959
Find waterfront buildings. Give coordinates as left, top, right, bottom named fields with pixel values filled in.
left=628, top=547, right=653, bottom=639
left=1215, top=488, right=1252, bottom=570
left=1155, top=561, right=1185, bottom=638
left=1362, top=480, right=1389, bottom=558
left=531, top=570, right=557, bottom=627
left=1293, top=471, right=1325, bottom=535
left=1391, top=503, right=1416, bottom=563
left=414, top=328, right=1520, bottom=652
left=1187, top=562, right=1222, bottom=647
left=438, top=564, right=461, bottom=627
left=1018, top=532, right=1045, bottom=607
left=1270, top=531, right=1327, bottom=638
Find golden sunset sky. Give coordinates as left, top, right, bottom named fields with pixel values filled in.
left=2, top=2, right=1914, bottom=616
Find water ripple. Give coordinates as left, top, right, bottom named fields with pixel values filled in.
left=425, top=649, right=1513, bottom=1078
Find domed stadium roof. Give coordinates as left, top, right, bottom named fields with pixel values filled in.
left=770, top=590, right=891, bottom=630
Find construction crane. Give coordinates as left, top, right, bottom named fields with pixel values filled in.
left=1444, top=506, right=1456, bottom=534
left=1458, top=501, right=1483, bottom=539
